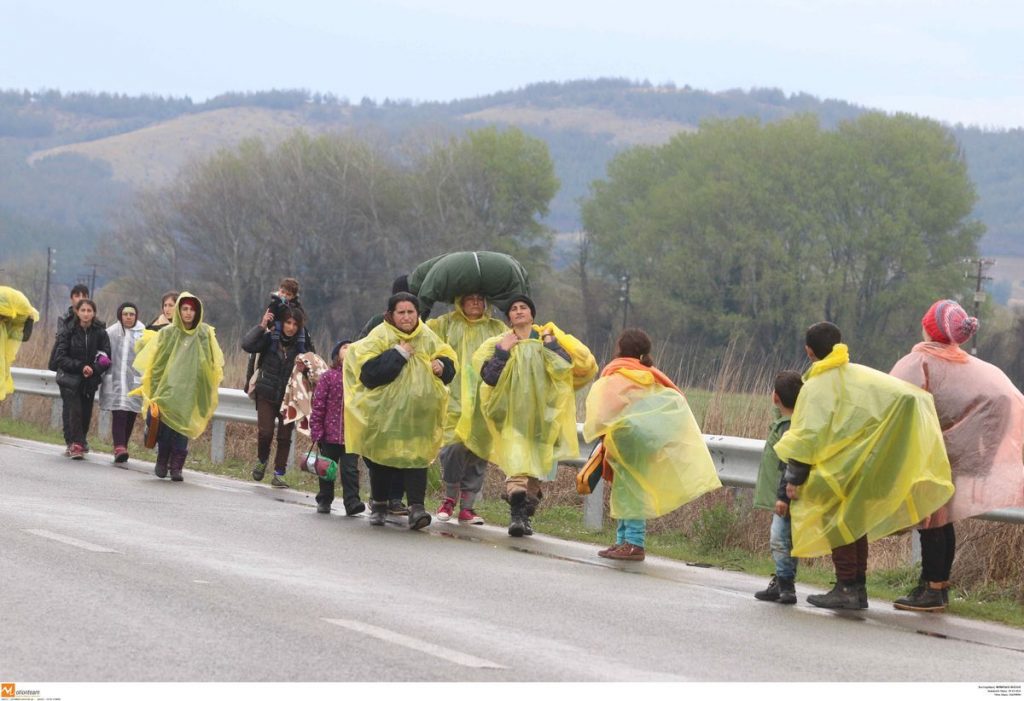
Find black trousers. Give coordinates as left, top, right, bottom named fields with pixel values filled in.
left=364, top=457, right=427, bottom=506
left=919, top=523, right=956, bottom=582
left=315, top=443, right=361, bottom=508
left=59, top=386, right=94, bottom=446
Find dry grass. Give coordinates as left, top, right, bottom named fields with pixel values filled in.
left=7, top=331, right=1023, bottom=601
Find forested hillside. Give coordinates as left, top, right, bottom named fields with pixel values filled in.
left=1, top=79, right=1021, bottom=278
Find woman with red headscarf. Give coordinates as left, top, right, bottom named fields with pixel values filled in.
left=890, top=299, right=1024, bottom=612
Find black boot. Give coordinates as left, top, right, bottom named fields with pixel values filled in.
left=754, top=575, right=781, bottom=602
left=508, top=492, right=527, bottom=537
left=368, top=500, right=388, bottom=527
left=408, top=504, right=431, bottom=531
left=777, top=577, right=797, bottom=605
left=894, top=580, right=946, bottom=612
left=855, top=574, right=869, bottom=609
left=168, top=449, right=187, bottom=482
left=807, top=580, right=861, bottom=610
left=154, top=443, right=171, bottom=479
left=523, top=494, right=539, bottom=536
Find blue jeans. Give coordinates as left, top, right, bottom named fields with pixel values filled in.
left=616, top=519, right=646, bottom=548
left=770, top=513, right=797, bottom=580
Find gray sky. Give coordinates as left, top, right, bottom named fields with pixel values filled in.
left=3, top=0, right=1023, bottom=128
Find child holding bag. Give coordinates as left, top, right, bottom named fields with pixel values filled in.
left=310, top=340, right=364, bottom=516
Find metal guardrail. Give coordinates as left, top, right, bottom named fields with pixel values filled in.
left=8, top=366, right=1024, bottom=528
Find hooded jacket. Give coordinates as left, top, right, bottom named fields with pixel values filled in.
left=132, top=293, right=224, bottom=439
left=100, top=302, right=146, bottom=412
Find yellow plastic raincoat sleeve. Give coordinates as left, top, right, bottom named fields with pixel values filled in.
left=538, top=322, right=597, bottom=390
left=0, top=286, right=40, bottom=401
left=343, top=320, right=457, bottom=468
left=773, top=352, right=953, bottom=558
left=457, top=333, right=578, bottom=479
left=584, top=372, right=721, bottom=519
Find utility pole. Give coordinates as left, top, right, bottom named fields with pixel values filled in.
left=965, top=257, right=995, bottom=356
left=619, top=273, right=631, bottom=330
left=44, top=246, right=55, bottom=329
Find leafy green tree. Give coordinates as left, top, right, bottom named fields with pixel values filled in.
left=581, top=113, right=981, bottom=368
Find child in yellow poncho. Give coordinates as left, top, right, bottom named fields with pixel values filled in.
left=457, top=294, right=595, bottom=537
left=0, top=286, right=39, bottom=402
left=774, top=322, right=953, bottom=610
left=133, top=293, right=224, bottom=482
left=584, top=329, right=721, bottom=561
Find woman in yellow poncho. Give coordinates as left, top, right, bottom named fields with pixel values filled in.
left=0, top=286, right=40, bottom=402
left=344, top=292, right=457, bottom=530
left=427, top=293, right=508, bottom=525
left=457, top=294, right=595, bottom=537
left=890, top=300, right=1024, bottom=612
left=584, top=329, right=721, bottom=561
left=774, top=321, right=953, bottom=610
left=133, top=293, right=224, bottom=482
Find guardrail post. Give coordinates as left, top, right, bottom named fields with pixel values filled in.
left=287, top=437, right=296, bottom=470
left=583, top=479, right=604, bottom=531
left=50, top=398, right=62, bottom=429
left=10, top=394, right=23, bottom=419
left=98, top=410, right=111, bottom=438
left=910, top=531, right=922, bottom=565
left=211, top=419, right=226, bottom=464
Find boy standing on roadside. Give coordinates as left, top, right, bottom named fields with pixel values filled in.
left=753, top=371, right=803, bottom=605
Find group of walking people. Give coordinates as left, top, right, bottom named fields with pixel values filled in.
left=4, top=272, right=1023, bottom=615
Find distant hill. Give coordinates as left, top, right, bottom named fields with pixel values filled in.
left=2, top=79, right=1022, bottom=279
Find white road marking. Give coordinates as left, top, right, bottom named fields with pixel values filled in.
left=323, top=618, right=506, bottom=669
left=24, top=529, right=119, bottom=553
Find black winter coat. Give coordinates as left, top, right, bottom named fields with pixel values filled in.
left=241, top=324, right=302, bottom=406
left=53, top=320, right=112, bottom=395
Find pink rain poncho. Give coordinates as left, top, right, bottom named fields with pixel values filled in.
left=891, top=342, right=1024, bottom=526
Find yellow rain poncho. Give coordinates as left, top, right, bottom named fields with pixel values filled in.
left=427, top=300, right=507, bottom=443
left=0, top=286, right=40, bottom=401
left=457, top=325, right=580, bottom=479
left=132, top=293, right=224, bottom=439
left=344, top=319, right=457, bottom=468
left=773, top=344, right=954, bottom=558
left=584, top=359, right=721, bottom=519
left=536, top=322, right=597, bottom=390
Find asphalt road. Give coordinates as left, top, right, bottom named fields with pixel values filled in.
left=1, top=435, right=1022, bottom=682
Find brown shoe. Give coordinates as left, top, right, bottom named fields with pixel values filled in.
left=605, top=543, right=645, bottom=561
left=598, top=543, right=623, bottom=558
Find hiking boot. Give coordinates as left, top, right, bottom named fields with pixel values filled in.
left=894, top=581, right=946, bottom=612
left=508, top=492, right=527, bottom=537
left=754, top=575, right=781, bottom=602
left=436, top=497, right=456, bottom=522
left=598, top=543, right=624, bottom=558
left=807, top=581, right=861, bottom=610
left=270, top=474, right=289, bottom=488
left=316, top=502, right=331, bottom=514
left=369, top=501, right=388, bottom=527
left=168, top=449, right=186, bottom=482
left=251, top=461, right=267, bottom=482
left=457, top=508, right=484, bottom=525
left=113, top=445, right=129, bottom=463
left=154, top=444, right=170, bottom=479
left=408, top=504, right=431, bottom=531
left=344, top=500, right=367, bottom=517
left=522, top=514, right=534, bottom=536
left=69, top=443, right=85, bottom=460
left=778, top=577, right=797, bottom=605
left=388, top=500, right=409, bottom=516
left=606, top=543, right=645, bottom=561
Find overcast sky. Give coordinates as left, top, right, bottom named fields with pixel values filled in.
left=2, top=0, right=1022, bottom=128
